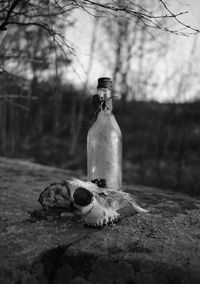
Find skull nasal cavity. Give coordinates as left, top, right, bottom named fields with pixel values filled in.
left=73, top=187, right=93, bottom=206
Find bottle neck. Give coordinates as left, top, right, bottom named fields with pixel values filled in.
left=97, top=88, right=113, bottom=112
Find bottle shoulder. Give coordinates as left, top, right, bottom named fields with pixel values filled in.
left=88, top=110, right=121, bottom=135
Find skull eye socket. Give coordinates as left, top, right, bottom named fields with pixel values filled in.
left=73, top=187, right=93, bottom=206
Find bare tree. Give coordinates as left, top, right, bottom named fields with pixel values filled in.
left=69, top=14, right=99, bottom=157
left=0, top=5, right=73, bottom=155
left=96, top=2, right=170, bottom=101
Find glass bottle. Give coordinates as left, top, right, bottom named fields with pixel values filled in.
left=87, top=77, right=122, bottom=190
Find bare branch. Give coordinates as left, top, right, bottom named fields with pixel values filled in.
left=4, top=97, right=30, bottom=112
left=159, top=0, right=200, bottom=33
left=5, top=21, right=56, bottom=35
left=83, top=0, right=188, bottom=20
left=0, top=0, right=21, bottom=31
left=0, top=0, right=199, bottom=36
left=77, top=0, right=200, bottom=35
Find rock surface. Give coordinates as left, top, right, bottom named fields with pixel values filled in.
left=0, top=157, right=200, bottom=284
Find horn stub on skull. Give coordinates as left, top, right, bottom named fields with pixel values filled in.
left=73, top=187, right=93, bottom=206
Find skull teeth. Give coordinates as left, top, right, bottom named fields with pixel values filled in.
left=84, top=216, right=119, bottom=228
left=84, top=222, right=98, bottom=228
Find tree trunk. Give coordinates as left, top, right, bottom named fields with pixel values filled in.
left=69, top=16, right=98, bottom=157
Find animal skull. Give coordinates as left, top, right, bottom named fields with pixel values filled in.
left=38, top=178, right=147, bottom=227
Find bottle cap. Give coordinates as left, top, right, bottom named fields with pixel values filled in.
left=97, top=77, right=112, bottom=90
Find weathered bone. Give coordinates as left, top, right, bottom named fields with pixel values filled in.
left=38, top=178, right=148, bottom=227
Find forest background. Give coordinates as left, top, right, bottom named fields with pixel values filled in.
left=0, top=0, right=200, bottom=195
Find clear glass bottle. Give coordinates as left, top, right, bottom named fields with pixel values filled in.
left=87, top=77, right=122, bottom=190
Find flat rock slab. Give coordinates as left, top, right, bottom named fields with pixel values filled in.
left=0, top=157, right=200, bottom=284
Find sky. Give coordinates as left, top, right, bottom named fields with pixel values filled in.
left=66, top=0, right=200, bottom=102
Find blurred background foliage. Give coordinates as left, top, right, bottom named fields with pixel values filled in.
left=0, top=0, right=200, bottom=195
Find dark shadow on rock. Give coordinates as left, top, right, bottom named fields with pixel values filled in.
left=23, top=245, right=200, bottom=284
left=31, top=246, right=97, bottom=284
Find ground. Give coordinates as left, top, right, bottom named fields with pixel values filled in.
left=0, top=157, right=200, bottom=284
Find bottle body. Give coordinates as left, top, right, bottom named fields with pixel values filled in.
left=87, top=80, right=122, bottom=190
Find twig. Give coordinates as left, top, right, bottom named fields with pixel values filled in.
left=159, top=0, right=200, bottom=33
left=0, top=0, right=21, bottom=31
left=5, top=21, right=56, bottom=35
left=4, top=98, right=30, bottom=112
